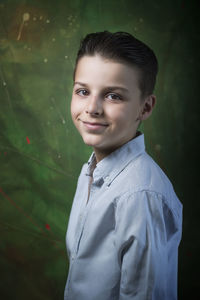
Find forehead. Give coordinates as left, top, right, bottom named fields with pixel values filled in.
left=74, top=55, right=140, bottom=90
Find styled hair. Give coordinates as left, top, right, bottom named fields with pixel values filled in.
left=73, top=30, right=158, bottom=99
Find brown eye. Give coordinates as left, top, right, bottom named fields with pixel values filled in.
left=107, top=93, right=122, bottom=101
left=76, top=89, right=88, bottom=96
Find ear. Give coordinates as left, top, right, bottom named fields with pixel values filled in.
left=140, top=94, right=156, bottom=121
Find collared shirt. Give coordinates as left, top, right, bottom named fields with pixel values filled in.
left=64, top=132, right=182, bottom=300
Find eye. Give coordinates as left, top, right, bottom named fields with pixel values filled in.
left=75, top=89, right=88, bottom=96
left=106, top=93, right=122, bottom=101
left=74, top=89, right=123, bottom=101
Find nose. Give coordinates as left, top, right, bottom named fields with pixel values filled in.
left=85, top=95, right=103, bottom=116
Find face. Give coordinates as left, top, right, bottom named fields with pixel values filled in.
left=71, top=54, right=155, bottom=162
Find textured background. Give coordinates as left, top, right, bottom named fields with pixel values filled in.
left=0, top=0, right=199, bottom=299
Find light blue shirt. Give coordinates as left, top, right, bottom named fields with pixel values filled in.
left=64, top=132, right=182, bottom=300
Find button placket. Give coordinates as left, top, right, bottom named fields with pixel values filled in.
left=74, top=189, right=95, bottom=255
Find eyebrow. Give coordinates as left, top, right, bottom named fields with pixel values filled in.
left=73, top=81, right=129, bottom=93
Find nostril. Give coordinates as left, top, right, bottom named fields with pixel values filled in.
left=86, top=110, right=100, bottom=116
left=85, top=101, right=103, bottom=115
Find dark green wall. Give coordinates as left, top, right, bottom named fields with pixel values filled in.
left=0, top=0, right=199, bottom=299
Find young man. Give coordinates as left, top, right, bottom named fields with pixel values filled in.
left=64, top=31, right=182, bottom=300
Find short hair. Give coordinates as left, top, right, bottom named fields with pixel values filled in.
left=73, top=30, right=158, bottom=99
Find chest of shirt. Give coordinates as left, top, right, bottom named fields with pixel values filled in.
left=66, top=175, right=120, bottom=257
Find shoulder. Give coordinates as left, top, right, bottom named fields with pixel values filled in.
left=115, top=152, right=182, bottom=220
left=128, top=152, right=172, bottom=192
left=124, top=152, right=175, bottom=195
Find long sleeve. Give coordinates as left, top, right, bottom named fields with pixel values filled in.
left=64, top=134, right=182, bottom=300
left=115, top=190, right=182, bottom=300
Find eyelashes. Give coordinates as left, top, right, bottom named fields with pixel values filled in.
left=75, top=89, right=123, bottom=101
left=75, top=89, right=88, bottom=96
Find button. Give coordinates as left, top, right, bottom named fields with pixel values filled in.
left=104, top=176, right=110, bottom=184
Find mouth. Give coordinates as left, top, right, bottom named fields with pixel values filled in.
left=83, top=121, right=108, bottom=126
left=82, top=120, right=109, bottom=130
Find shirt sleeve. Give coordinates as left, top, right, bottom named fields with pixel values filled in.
left=114, top=190, right=180, bottom=300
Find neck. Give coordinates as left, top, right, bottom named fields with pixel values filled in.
left=93, top=144, right=125, bottom=163
left=93, top=131, right=141, bottom=163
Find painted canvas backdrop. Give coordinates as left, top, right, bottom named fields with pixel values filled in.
left=0, top=0, right=199, bottom=299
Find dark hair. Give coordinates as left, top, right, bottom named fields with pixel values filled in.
left=73, top=30, right=158, bottom=99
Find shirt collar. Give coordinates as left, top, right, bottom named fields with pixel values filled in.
left=86, top=131, right=145, bottom=186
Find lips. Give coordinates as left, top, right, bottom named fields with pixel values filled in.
left=82, top=120, right=109, bottom=131
left=83, top=121, right=108, bottom=126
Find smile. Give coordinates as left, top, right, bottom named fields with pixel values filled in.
left=82, top=121, right=109, bottom=131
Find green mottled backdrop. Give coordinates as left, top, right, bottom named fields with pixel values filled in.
left=0, top=0, right=199, bottom=299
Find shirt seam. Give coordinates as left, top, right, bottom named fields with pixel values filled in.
left=115, top=189, right=181, bottom=220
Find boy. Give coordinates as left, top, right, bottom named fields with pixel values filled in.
left=64, top=31, right=182, bottom=300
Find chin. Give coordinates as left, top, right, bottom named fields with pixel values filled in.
left=82, top=135, right=102, bottom=147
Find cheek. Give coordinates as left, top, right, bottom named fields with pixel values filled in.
left=106, top=105, right=129, bottom=124
left=106, top=104, right=139, bottom=129
left=71, top=98, right=80, bottom=119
